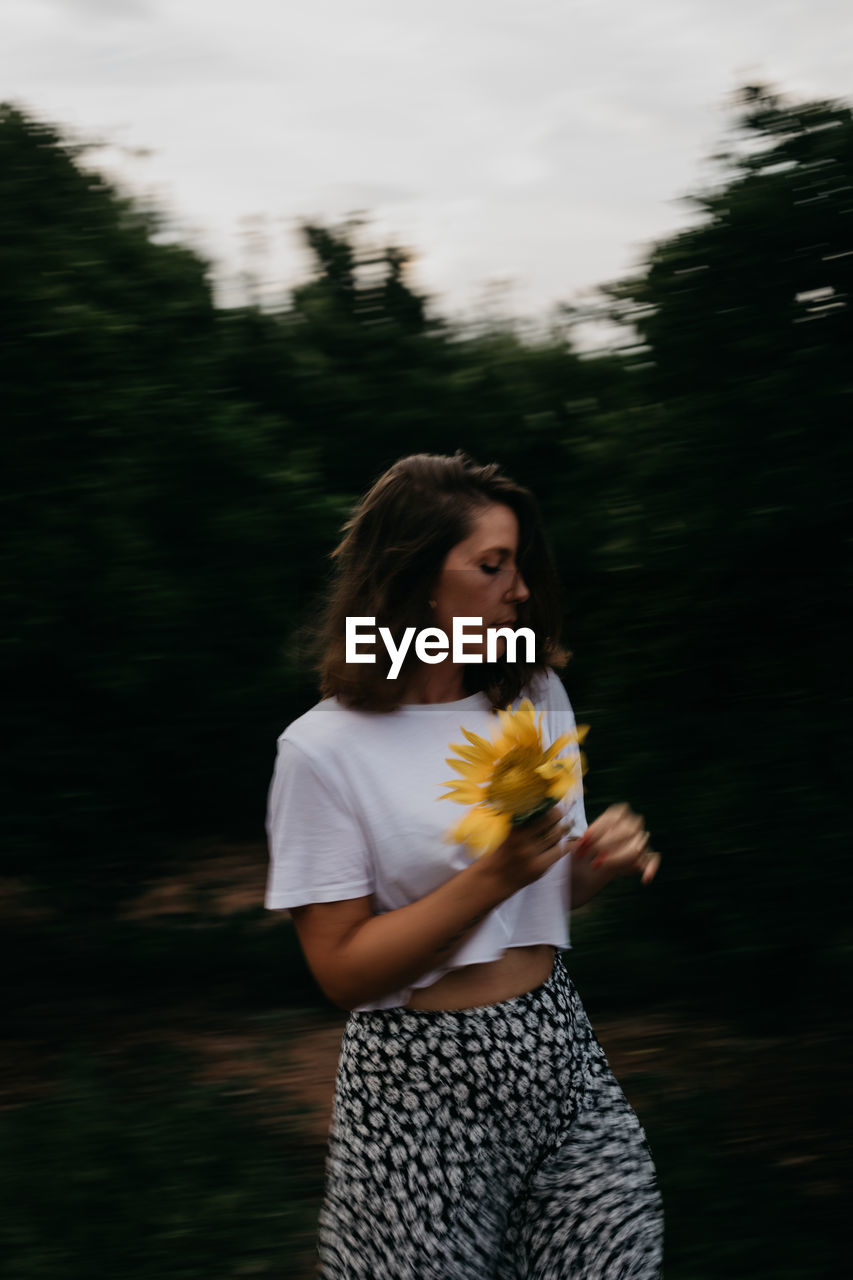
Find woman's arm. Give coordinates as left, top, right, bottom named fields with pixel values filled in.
left=291, top=806, right=574, bottom=1010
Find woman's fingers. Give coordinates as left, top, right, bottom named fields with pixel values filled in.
left=575, top=802, right=660, bottom=882
left=493, top=808, right=575, bottom=890
left=576, top=804, right=641, bottom=858
left=592, top=827, right=647, bottom=868
left=528, top=811, right=572, bottom=860
left=641, top=851, right=661, bottom=884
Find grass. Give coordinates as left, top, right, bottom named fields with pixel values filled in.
left=0, top=1038, right=325, bottom=1279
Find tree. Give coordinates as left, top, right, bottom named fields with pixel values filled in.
left=580, top=87, right=853, bottom=1005
left=0, top=106, right=335, bottom=906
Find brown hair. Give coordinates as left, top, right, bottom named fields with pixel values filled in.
left=314, top=452, right=567, bottom=710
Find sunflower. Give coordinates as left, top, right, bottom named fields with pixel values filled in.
left=439, top=699, right=589, bottom=856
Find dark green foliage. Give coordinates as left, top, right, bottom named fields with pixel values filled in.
left=580, top=86, right=853, bottom=1002
left=0, top=107, right=341, bottom=905
left=1, top=88, right=850, bottom=1009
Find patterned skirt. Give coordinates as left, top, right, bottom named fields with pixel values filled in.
left=319, top=954, right=663, bottom=1278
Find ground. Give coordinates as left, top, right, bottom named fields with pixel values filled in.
left=2, top=845, right=848, bottom=1277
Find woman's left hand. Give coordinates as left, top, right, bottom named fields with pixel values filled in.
left=574, top=803, right=660, bottom=885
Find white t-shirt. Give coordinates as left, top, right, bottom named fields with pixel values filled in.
left=264, top=666, right=587, bottom=1009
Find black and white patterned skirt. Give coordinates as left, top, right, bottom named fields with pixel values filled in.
left=319, top=954, right=663, bottom=1278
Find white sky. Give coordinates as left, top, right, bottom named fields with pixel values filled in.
left=2, top=0, right=851, bottom=333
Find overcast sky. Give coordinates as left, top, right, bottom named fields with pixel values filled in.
left=2, top=0, right=851, bottom=330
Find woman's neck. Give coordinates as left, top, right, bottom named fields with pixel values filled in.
left=400, top=661, right=468, bottom=705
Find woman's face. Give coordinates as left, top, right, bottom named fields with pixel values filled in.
left=430, top=502, right=531, bottom=659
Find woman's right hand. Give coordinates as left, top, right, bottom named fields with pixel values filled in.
left=485, top=806, right=576, bottom=895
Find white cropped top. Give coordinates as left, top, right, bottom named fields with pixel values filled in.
left=264, top=667, right=587, bottom=1009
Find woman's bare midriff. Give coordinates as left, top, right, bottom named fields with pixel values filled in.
left=404, top=944, right=556, bottom=1011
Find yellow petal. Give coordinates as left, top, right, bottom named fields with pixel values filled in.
left=449, top=741, right=495, bottom=766
left=445, top=757, right=493, bottom=783
left=537, top=760, right=573, bottom=802
left=505, top=701, right=539, bottom=749
left=438, top=779, right=483, bottom=805
left=540, top=732, right=573, bottom=764
left=476, top=811, right=512, bottom=855
left=496, top=707, right=515, bottom=737
left=450, top=806, right=512, bottom=856
left=447, top=806, right=486, bottom=846
left=537, top=757, right=568, bottom=780
left=490, top=730, right=519, bottom=758
left=459, top=726, right=497, bottom=755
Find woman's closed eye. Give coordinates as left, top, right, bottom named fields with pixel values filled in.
left=480, top=563, right=503, bottom=575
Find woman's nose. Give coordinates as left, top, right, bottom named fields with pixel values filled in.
left=506, top=569, right=530, bottom=603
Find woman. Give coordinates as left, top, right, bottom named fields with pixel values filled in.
left=266, top=453, right=663, bottom=1278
